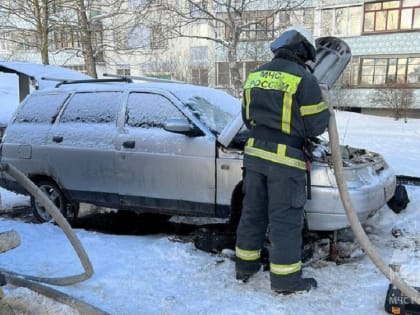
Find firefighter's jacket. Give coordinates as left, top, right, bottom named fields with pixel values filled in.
left=242, top=48, right=330, bottom=171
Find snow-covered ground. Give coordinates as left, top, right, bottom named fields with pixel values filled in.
left=0, top=73, right=420, bottom=314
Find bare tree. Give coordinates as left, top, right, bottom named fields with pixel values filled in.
left=75, top=0, right=97, bottom=77
left=0, top=0, right=149, bottom=77
left=372, top=83, right=415, bottom=122
left=0, top=0, right=51, bottom=64
left=141, top=0, right=307, bottom=95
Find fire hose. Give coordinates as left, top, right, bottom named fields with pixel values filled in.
left=0, top=162, right=109, bottom=315
left=314, top=35, right=420, bottom=305
left=327, top=108, right=420, bottom=304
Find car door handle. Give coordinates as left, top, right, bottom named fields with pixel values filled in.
left=122, top=140, right=135, bottom=149
left=52, top=136, right=63, bottom=143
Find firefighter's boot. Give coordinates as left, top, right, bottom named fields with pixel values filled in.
left=271, top=271, right=317, bottom=294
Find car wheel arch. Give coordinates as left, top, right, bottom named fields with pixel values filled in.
left=28, top=175, right=78, bottom=223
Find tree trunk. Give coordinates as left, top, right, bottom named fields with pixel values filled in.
left=76, top=0, right=98, bottom=78
left=33, top=0, right=49, bottom=64
left=227, top=34, right=243, bottom=97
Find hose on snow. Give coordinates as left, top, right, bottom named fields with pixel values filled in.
left=328, top=109, right=420, bottom=302
left=0, top=162, right=93, bottom=285
left=0, top=162, right=109, bottom=314
left=5, top=276, right=110, bottom=315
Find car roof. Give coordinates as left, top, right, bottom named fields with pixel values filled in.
left=33, top=81, right=241, bottom=113
left=38, top=81, right=216, bottom=94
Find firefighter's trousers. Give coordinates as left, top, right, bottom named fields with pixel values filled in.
left=235, top=163, right=306, bottom=289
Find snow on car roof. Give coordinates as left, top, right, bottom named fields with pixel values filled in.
left=0, top=61, right=91, bottom=89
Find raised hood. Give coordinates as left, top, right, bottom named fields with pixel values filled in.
left=217, top=113, right=244, bottom=148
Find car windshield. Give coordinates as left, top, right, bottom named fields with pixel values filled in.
left=174, top=87, right=241, bottom=135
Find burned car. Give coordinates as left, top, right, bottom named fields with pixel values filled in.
left=0, top=79, right=396, bottom=231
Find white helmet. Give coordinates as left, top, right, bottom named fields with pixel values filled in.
left=270, top=25, right=316, bottom=62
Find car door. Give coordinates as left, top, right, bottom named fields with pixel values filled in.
left=116, top=90, right=216, bottom=216
left=46, top=90, right=124, bottom=206
left=1, top=91, right=69, bottom=183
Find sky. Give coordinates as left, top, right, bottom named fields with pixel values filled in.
left=0, top=73, right=420, bottom=314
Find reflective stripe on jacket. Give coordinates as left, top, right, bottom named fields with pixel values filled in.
left=245, top=137, right=306, bottom=170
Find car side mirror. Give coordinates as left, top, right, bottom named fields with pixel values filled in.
left=163, top=117, right=203, bottom=137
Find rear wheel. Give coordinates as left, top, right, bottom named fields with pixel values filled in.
left=30, top=180, right=77, bottom=223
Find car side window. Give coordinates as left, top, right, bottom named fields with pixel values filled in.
left=14, top=93, right=69, bottom=123
left=60, top=91, right=123, bottom=124
left=126, top=92, right=183, bottom=128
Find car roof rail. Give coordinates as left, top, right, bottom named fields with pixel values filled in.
left=102, top=73, right=186, bottom=84
left=40, top=77, right=133, bottom=88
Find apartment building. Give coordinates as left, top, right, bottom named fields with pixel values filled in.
left=0, top=0, right=419, bottom=116
left=318, top=0, right=420, bottom=116
left=214, top=0, right=420, bottom=116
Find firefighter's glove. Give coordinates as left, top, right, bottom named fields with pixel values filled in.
left=319, top=84, right=335, bottom=114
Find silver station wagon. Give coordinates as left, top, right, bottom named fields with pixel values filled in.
left=0, top=79, right=396, bottom=231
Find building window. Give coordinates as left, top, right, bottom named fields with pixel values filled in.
left=340, top=57, right=360, bottom=87
left=15, top=30, right=38, bottom=51
left=216, top=62, right=230, bottom=86
left=216, top=61, right=265, bottom=87
left=363, top=0, right=420, bottom=33
left=217, top=9, right=283, bottom=41
left=240, top=10, right=275, bottom=41
left=359, top=55, right=420, bottom=86
left=190, top=45, right=209, bottom=86
left=128, top=0, right=147, bottom=9
left=0, top=31, right=13, bottom=51
left=276, top=8, right=315, bottom=34
left=190, top=0, right=208, bottom=20
left=245, top=61, right=264, bottom=78
left=127, top=26, right=151, bottom=49
left=91, top=22, right=104, bottom=62
left=114, top=29, right=128, bottom=50
left=151, top=25, right=168, bottom=49
left=191, top=68, right=208, bottom=86
left=321, top=6, right=362, bottom=36
left=190, top=46, right=208, bottom=66
left=116, top=66, right=131, bottom=76
left=54, top=27, right=81, bottom=49
left=8, top=1, right=24, bottom=10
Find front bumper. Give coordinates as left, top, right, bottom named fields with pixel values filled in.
left=305, top=165, right=396, bottom=231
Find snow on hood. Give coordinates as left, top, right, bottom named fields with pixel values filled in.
left=0, top=61, right=91, bottom=89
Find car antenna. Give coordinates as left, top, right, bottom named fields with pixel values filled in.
left=102, top=73, right=186, bottom=84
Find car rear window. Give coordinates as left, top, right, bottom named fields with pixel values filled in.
left=14, top=92, right=69, bottom=123
left=60, top=91, right=123, bottom=124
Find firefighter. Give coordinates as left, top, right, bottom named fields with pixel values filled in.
left=235, top=25, right=332, bottom=294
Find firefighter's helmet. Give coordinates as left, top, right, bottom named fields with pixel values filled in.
left=270, top=25, right=316, bottom=62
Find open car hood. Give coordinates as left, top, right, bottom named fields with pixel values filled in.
left=217, top=113, right=244, bottom=147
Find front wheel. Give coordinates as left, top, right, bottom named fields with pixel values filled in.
left=30, top=180, right=77, bottom=223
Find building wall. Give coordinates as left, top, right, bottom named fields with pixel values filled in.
left=340, top=31, right=420, bottom=110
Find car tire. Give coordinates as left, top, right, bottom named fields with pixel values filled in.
left=30, top=180, right=77, bottom=223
